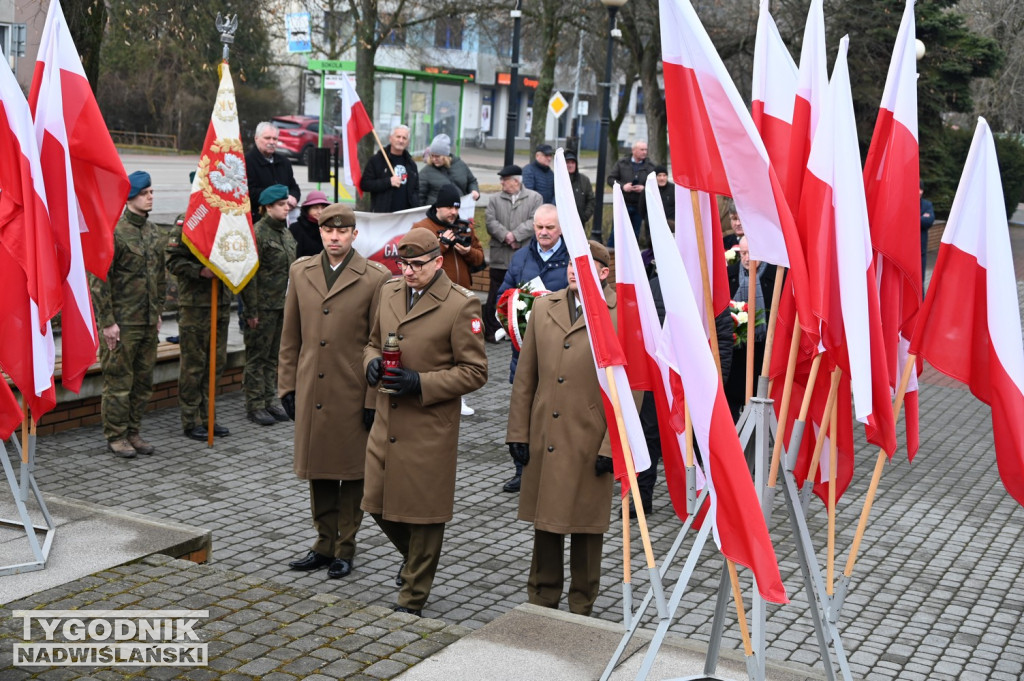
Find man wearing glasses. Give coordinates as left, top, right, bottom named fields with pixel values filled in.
left=362, top=227, right=488, bottom=616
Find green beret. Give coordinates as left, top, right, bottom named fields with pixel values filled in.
left=259, top=184, right=289, bottom=206
left=318, top=203, right=356, bottom=228
left=398, top=227, right=440, bottom=258
left=589, top=240, right=611, bottom=268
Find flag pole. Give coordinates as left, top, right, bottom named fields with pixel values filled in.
left=779, top=352, right=822, bottom=477
left=20, top=405, right=29, bottom=465
left=603, top=365, right=667, bottom=618
left=745, top=258, right=758, bottom=402
left=727, top=559, right=755, bottom=658
left=621, top=497, right=632, bottom=627
left=689, top=190, right=722, bottom=379
left=684, top=400, right=696, bottom=514
left=826, top=393, right=838, bottom=595
left=801, top=367, right=842, bottom=501
left=843, top=356, right=916, bottom=577
left=767, top=316, right=802, bottom=491
left=207, top=280, right=217, bottom=447
left=760, top=267, right=786, bottom=386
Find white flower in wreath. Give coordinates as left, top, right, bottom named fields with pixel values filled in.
left=525, top=310, right=532, bottom=322
left=735, top=310, right=748, bottom=325
left=515, top=298, right=528, bottom=311
left=725, top=247, right=739, bottom=263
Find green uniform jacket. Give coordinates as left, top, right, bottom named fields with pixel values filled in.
left=89, top=208, right=166, bottom=328
left=166, top=215, right=232, bottom=308
left=241, top=216, right=297, bottom=316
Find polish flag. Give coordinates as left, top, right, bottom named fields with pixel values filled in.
left=29, top=0, right=130, bottom=392
left=673, top=185, right=731, bottom=336
left=863, top=0, right=921, bottom=460
left=910, top=118, right=1024, bottom=507
left=553, top=149, right=650, bottom=489
left=660, top=0, right=816, bottom=348
left=752, top=0, right=798, bottom=208
left=614, top=182, right=705, bottom=521
left=0, top=380, right=23, bottom=440
left=183, top=63, right=259, bottom=293
left=649, top=175, right=787, bottom=604
left=800, top=37, right=896, bottom=457
left=339, top=75, right=374, bottom=196
left=787, top=0, right=827, bottom=214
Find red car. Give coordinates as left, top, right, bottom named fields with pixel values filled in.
left=271, top=115, right=341, bottom=166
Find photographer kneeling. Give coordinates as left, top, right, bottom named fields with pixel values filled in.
left=411, top=183, right=485, bottom=416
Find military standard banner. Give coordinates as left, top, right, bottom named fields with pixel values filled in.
left=182, top=64, right=258, bottom=293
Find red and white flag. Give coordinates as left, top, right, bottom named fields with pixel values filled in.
left=614, top=183, right=704, bottom=520
left=339, top=75, right=374, bottom=195
left=752, top=0, right=798, bottom=207
left=672, top=186, right=730, bottom=337
left=649, top=175, right=787, bottom=604
left=660, top=0, right=816, bottom=348
left=182, top=64, right=259, bottom=293
left=0, top=380, right=23, bottom=441
left=0, top=54, right=58, bottom=419
left=787, top=0, right=827, bottom=214
left=863, top=0, right=921, bottom=459
left=553, top=149, right=650, bottom=489
left=800, top=37, right=896, bottom=458
left=29, top=0, right=129, bottom=392
left=910, top=118, right=1024, bottom=507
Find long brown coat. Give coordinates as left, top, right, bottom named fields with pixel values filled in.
left=362, top=271, right=488, bottom=524
left=506, top=288, right=617, bottom=535
left=278, top=251, right=391, bottom=480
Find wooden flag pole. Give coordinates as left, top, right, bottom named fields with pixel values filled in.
left=207, top=280, right=218, bottom=447
left=20, top=403, right=29, bottom=465
left=727, top=559, right=755, bottom=657
left=684, top=400, right=697, bottom=514
left=745, top=258, right=758, bottom=402
left=604, top=366, right=658, bottom=570
left=826, top=394, right=838, bottom=596
left=369, top=129, right=397, bottom=177
left=760, top=267, right=786, bottom=381
left=621, top=494, right=631, bottom=625
left=804, top=367, right=842, bottom=495
left=689, top=191, right=722, bottom=380
left=766, top=316, right=802, bottom=490
left=843, top=356, right=917, bottom=578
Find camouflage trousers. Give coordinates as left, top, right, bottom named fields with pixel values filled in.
left=242, top=308, right=283, bottom=411
left=177, top=305, right=229, bottom=430
left=99, top=325, right=159, bottom=441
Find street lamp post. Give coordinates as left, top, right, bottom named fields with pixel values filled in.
left=591, top=0, right=627, bottom=242
left=503, top=0, right=523, bottom=167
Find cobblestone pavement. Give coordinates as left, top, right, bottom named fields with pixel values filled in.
left=2, top=338, right=1023, bottom=680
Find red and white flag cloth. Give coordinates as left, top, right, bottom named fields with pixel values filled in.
left=787, top=0, right=827, bottom=214
left=863, top=0, right=921, bottom=460
left=553, top=149, right=650, bottom=490
left=182, top=64, right=259, bottom=294
left=614, top=182, right=705, bottom=520
left=29, top=0, right=127, bottom=393
left=672, top=186, right=730, bottom=337
left=659, top=0, right=817, bottom=348
left=910, top=118, right=1024, bottom=507
left=339, top=75, right=374, bottom=195
left=350, top=205, right=430, bottom=274
left=0, top=54, right=58, bottom=419
left=649, top=177, right=787, bottom=604
left=0, top=380, right=23, bottom=441
left=752, top=0, right=798, bottom=208
left=800, top=37, right=896, bottom=458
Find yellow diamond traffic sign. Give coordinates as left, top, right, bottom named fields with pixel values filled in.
left=549, top=91, right=569, bottom=118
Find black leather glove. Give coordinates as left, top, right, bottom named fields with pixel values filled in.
left=382, top=367, right=421, bottom=396
left=363, top=408, right=375, bottom=431
left=595, top=456, right=614, bottom=477
left=508, top=442, right=530, bottom=466
left=366, top=357, right=383, bottom=387
left=281, top=392, right=295, bottom=421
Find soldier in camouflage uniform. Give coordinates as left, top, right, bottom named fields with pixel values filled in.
left=240, top=184, right=297, bottom=425
left=89, top=171, right=166, bottom=458
left=166, top=206, right=233, bottom=442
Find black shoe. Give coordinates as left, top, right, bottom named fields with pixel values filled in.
left=266, top=405, right=289, bottom=422
left=396, top=561, right=405, bottom=587
left=183, top=426, right=208, bottom=442
left=288, top=550, right=332, bottom=571
left=247, top=409, right=276, bottom=426
left=327, top=558, right=353, bottom=579
left=502, top=475, right=521, bottom=493
left=394, top=606, right=421, bottom=617
left=212, top=423, right=230, bottom=436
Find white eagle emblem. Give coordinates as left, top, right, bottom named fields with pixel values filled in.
left=209, top=153, right=247, bottom=198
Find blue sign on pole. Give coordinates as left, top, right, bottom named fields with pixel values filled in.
left=286, top=13, right=312, bottom=53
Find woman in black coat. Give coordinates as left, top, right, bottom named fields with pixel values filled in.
left=289, top=190, right=331, bottom=258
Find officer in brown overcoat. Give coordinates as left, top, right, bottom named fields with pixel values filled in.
left=362, top=227, right=488, bottom=616
left=506, top=240, right=616, bottom=616
left=278, top=204, right=391, bottom=579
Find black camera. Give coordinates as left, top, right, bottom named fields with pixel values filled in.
left=439, top=219, right=473, bottom=247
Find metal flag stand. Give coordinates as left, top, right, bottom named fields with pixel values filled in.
left=1, top=415, right=56, bottom=576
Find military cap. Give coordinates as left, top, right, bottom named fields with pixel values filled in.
left=589, top=239, right=611, bottom=268
left=259, top=184, right=289, bottom=206
left=318, top=203, right=356, bottom=229
left=434, top=184, right=461, bottom=209
left=398, top=227, right=441, bottom=258
left=498, top=164, right=522, bottom=178
left=127, top=171, right=151, bottom=199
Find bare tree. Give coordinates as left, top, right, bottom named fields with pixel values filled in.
left=959, top=0, right=1024, bottom=132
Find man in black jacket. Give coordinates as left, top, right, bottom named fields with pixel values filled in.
left=360, top=125, right=421, bottom=213
left=607, top=140, right=655, bottom=246
left=245, top=121, right=301, bottom=224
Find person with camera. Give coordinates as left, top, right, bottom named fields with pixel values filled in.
left=411, top=184, right=484, bottom=290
